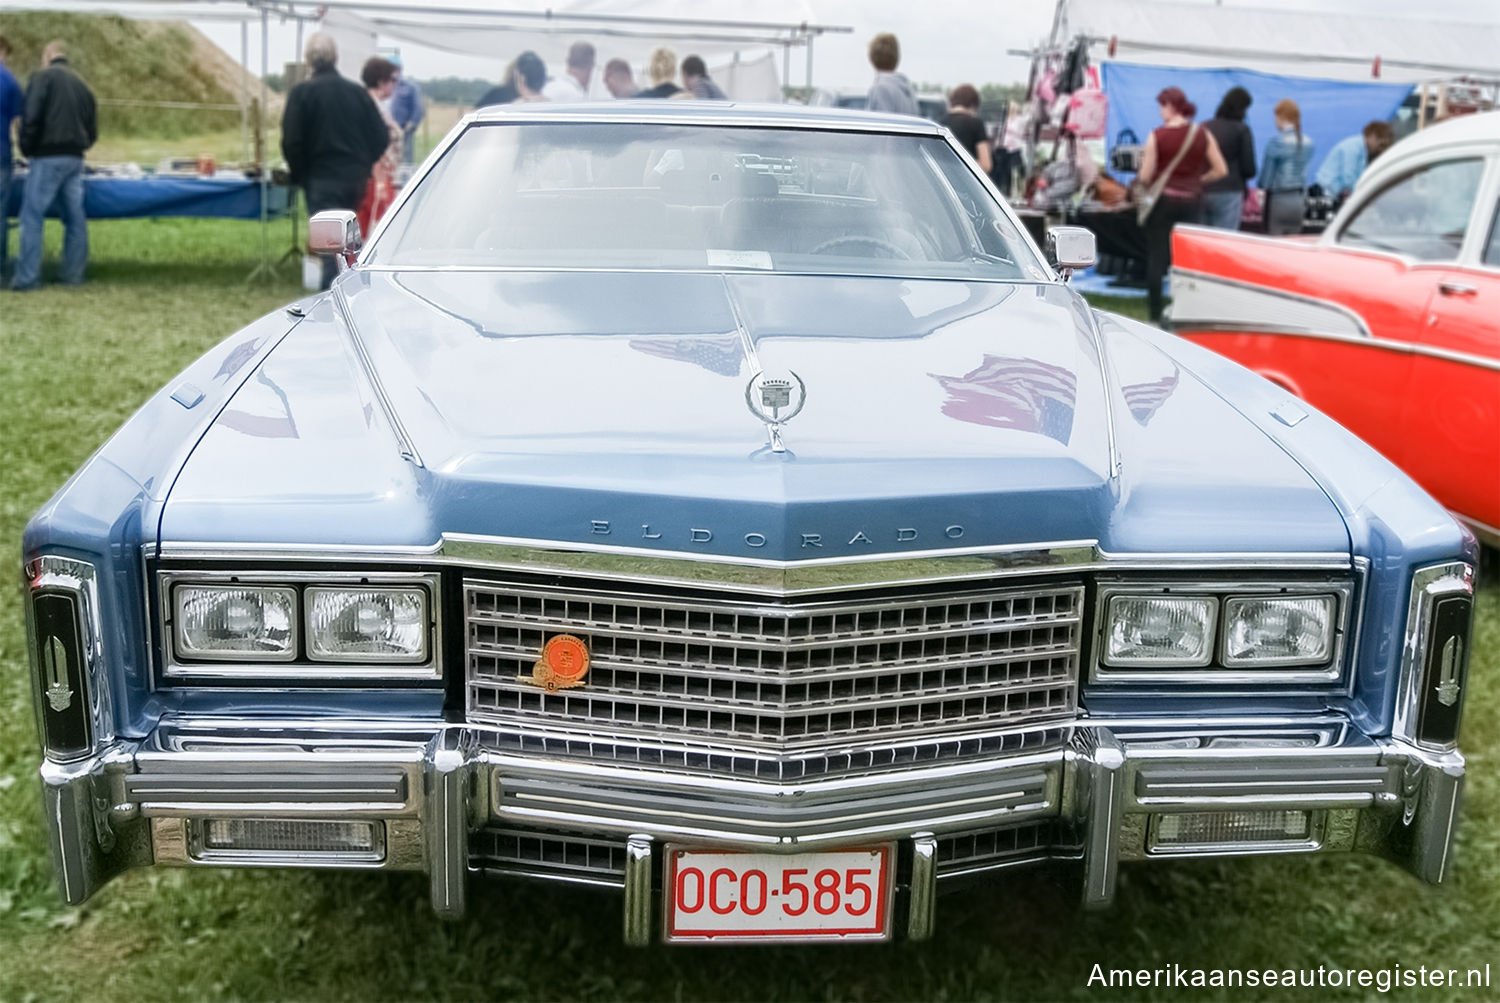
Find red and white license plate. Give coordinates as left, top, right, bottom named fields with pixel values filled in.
left=664, top=845, right=892, bottom=943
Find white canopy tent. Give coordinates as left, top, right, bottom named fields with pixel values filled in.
left=1043, top=0, right=1500, bottom=83
left=316, top=3, right=815, bottom=102
left=2, top=0, right=848, bottom=99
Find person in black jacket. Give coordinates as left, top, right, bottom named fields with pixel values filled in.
left=281, top=32, right=390, bottom=290
left=12, top=39, right=96, bottom=291
left=1201, top=87, right=1256, bottom=230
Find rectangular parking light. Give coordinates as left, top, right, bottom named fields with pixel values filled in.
left=201, top=819, right=381, bottom=857
left=306, top=586, right=428, bottom=662
left=1222, top=596, right=1335, bottom=667
left=1154, top=809, right=1312, bottom=849
left=1102, top=595, right=1216, bottom=667
left=175, top=585, right=297, bottom=660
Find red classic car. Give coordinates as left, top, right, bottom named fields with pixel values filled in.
left=1170, top=111, right=1500, bottom=546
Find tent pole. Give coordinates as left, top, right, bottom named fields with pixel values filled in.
left=248, top=6, right=275, bottom=284
left=240, top=21, right=250, bottom=165
left=782, top=43, right=789, bottom=96
left=805, top=36, right=813, bottom=90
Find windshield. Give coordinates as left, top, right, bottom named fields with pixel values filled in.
left=368, top=122, right=1040, bottom=280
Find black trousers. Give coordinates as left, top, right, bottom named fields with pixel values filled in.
left=305, top=175, right=368, bottom=291
left=1145, top=196, right=1200, bottom=323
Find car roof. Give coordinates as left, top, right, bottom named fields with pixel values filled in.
left=468, top=100, right=947, bottom=135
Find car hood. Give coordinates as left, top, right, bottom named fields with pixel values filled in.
left=159, top=270, right=1350, bottom=561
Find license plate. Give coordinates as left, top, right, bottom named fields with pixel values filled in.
left=664, top=845, right=892, bottom=943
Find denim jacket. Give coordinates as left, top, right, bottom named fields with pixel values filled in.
left=1260, top=127, right=1315, bottom=191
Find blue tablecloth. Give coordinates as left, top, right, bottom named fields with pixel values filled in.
left=4, top=172, right=291, bottom=221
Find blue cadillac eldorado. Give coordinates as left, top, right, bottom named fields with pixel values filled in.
left=23, top=103, right=1476, bottom=944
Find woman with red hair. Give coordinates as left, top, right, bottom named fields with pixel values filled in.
left=1134, top=86, right=1228, bottom=323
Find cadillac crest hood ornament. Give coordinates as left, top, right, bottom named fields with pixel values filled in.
left=745, top=370, right=806, bottom=453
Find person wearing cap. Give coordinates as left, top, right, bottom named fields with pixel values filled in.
left=386, top=54, right=423, bottom=163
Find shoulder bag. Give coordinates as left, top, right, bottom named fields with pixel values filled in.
left=1135, top=123, right=1199, bottom=226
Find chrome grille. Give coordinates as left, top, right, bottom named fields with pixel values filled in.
left=473, top=827, right=627, bottom=886
left=936, top=821, right=1065, bottom=879
left=465, top=579, right=1082, bottom=769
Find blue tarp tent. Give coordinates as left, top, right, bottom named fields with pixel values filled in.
left=1100, top=63, right=1413, bottom=183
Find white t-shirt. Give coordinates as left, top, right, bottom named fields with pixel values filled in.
left=542, top=74, right=589, bottom=102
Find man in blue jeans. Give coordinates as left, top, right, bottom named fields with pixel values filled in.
left=0, top=34, right=26, bottom=279
left=14, top=39, right=96, bottom=291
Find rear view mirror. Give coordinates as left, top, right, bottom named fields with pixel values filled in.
left=308, top=210, right=362, bottom=257
left=1047, top=226, right=1097, bottom=279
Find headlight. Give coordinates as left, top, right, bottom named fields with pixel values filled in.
left=1222, top=596, right=1335, bottom=666
left=306, top=587, right=428, bottom=662
left=175, top=585, right=297, bottom=660
left=1102, top=595, right=1216, bottom=667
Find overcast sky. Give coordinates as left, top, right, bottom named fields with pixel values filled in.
left=188, top=0, right=1500, bottom=92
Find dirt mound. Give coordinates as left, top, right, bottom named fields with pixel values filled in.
left=0, top=11, right=280, bottom=135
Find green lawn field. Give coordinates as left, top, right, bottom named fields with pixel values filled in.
left=0, top=218, right=1495, bottom=1001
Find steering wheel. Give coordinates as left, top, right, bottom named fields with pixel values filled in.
left=809, top=235, right=912, bottom=259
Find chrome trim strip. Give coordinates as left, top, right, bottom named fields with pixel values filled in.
left=1393, top=562, right=1475, bottom=750
left=425, top=732, right=470, bottom=919
left=907, top=833, right=938, bottom=941
left=357, top=264, right=1051, bottom=283
left=466, top=106, right=947, bottom=134
left=1076, top=729, right=1124, bottom=909
left=1169, top=266, right=1374, bottom=339
left=26, top=556, right=112, bottom=761
left=124, top=771, right=409, bottom=814
left=1181, top=326, right=1500, bottom=373
left=445, top=534, right=1098, bottom=595
left=153, top=537, right=1353, bottom=595
left=330, top=289, right=424, bottom=467
left=1171, top=268, right=1500, bottom=372
left=1410, top=756, right=1465, bottom=883
left=623, top=835, right=654, bottom=947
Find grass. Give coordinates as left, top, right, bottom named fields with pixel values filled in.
left=0, top=218, right=1496, bottom=1001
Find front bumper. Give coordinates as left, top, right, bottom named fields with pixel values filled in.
left=41, top=716, right=1465, bottom=942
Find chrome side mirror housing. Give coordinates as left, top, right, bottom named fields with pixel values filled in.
left=1047, top=226, right=1097, bottom=280
left=308, top=210, right=363, bottom=259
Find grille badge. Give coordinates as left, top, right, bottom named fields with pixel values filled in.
left=528, top=634, right=591, bottom=692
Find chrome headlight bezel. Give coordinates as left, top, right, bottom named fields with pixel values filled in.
left=1091, top=578, right=1353, bottom=685
left=304, top=585, right=431, bottom=663
left=158, top=569, right=442, bottom=683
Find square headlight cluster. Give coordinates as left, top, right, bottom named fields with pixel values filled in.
left=1098, top=587, right=1342, bottom=681
left=166, top=574, right=438, bottom=680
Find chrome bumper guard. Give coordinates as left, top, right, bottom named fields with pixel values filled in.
left=40, top=717, right=1465, bottom=942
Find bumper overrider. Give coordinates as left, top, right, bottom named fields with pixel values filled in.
left=40, top=716, right=1464, bottom=943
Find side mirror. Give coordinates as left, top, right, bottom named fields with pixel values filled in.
left=308, top=210, right=363, bottom=260
left=1047, top=226, right=1097, bottom=280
